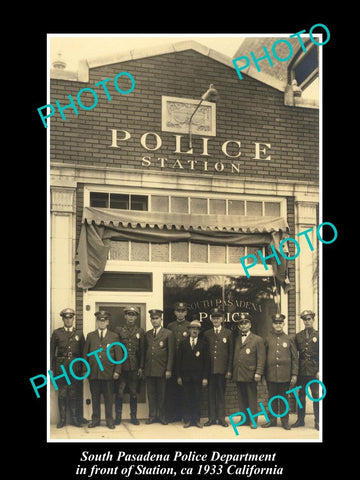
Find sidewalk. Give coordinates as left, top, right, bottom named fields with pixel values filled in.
left=49, top=413, right=320, bottom=442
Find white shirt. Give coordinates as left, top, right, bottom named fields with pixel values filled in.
left=214, top=327, right=222, bottom=335
left=190, top=337, right=198, bottom=347
left=99, top=328, right=107, bottom=338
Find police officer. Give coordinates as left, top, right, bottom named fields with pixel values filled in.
left=232, top=312, right=265, bottom=429
left=262, top=313, right=298, bottom=430
left=83, top=311, right=123, bottom=429
left=50, top=308, right=87, bottom=428
left=144, top=309, right=175, bottom=425
left=291, top=310, right=320, bottom=430
left=114, top=306, right=145, bottom=425
left=166, top=301, right=190, bottom=422
left=203, top=307, right=234, bottom=427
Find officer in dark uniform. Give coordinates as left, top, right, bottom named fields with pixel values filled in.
left=83, top=311, right=123, bottom=429
left=177, top=319, right=209, bottom=428
left=50, top=308, right=87, bottom=428
left=203, top=307, right=234, bottom=427
left=232, top=312, right=266, bottom=429
left=166, top=301, right=190, bottom=422
left=144, top=309, right=175, bottom=425
left=262, top=313, right=298, bottom=430
left=291, top=310, right=320, bottom=430
left=114, top=306, right=145, bottom=425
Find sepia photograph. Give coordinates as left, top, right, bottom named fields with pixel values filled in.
left=45, top=32, right=325, bottom=443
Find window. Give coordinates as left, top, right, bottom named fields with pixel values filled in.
left=90, top=192, right=148, bottom=211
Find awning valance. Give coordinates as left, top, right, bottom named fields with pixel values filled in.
left=81, top=207, right=289, bottom=233
left=76, top=207, right=290, bottom=290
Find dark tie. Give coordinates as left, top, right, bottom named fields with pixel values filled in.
left=153, top=329, right=156, bottom=338
left=191, top=339, right=194, bottom=350
left=100, top=330, right=104, bottom=340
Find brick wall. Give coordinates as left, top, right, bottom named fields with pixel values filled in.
left=50, top=49, right=319, bottom=182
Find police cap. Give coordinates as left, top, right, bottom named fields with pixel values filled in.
left=300, top=310, right=315, bottom=319
left=272, top=313, right=286, bottom=322
left=188, top=320, right=202, bottom=330
left=124, top=306, right=139, bottom=315
left=238, top=312, right=252, bottom=322
left=210, top=307, right=225, bottom=317
left=60, top=308, right=75, bottom=318
left=149, top=309, right=163, bottom=318
left=95, top=310, right=111, bottom=320
left=174, top=302, right=188, bottom=311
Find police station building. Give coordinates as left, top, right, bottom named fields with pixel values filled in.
left=49, top=38, right=319, bottom=423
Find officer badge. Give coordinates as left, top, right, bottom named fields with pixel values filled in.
left=313, top=337, right=317, bottom=343
left=223, top=337, right=227, bottom=343
left=136, top=333, right=140, bottom=339
left=195, top=351, right=200, bottom=357
left=183, top=331, right=188, bottom=336
left=159, top=341, right=164, bottom=347
left=282, top=342, right=288, bottom=348
left=246, top=348, right=251, bottom=354
left=75, top=335, right=79, bottom=341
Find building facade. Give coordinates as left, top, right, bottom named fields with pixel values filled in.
left=49, top=40, right=319, bottom=424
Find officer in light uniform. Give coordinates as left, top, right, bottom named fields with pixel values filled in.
left=50, top=308, right=87, bottom=428
left=262, top=313, right=298, bottom=430
left=83, top=311, right=123, bottom=429
left=114, top=306, right=145, bottom=425
left=203, top=307, right=234, bottom=427
left=291, top=310, right=320, bottom=430
left=232, top=312, right=266, bottom=429
left=166, top=301, right=190, bottom=422
left=144, top=309, right=175, bottom=425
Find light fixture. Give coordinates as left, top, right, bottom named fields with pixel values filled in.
left=188, top=84, right=218, bottom=149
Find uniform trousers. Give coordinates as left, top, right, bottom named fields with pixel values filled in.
left=266, top=381, right=290, bottom=424
left=117, top=370, right=138, bottom=398
left=165, top=376, right=184, bottom=421
left=183, top=380, right=201, bottom=424
left=146, top=376, right=166, bottom=421
left=236, top=381, right=258, bottom=424
left=296, top=375, right=319, bottom=422
left=89, top=379, right=114, bottom=423
left=208, top=374, right=226, bottom=421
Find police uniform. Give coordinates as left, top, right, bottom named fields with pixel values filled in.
left=292, top=310, right=320, bottom=429
left=263, top=314, right=298, bottom=429
left=144, top=309, right=175, bottom=424
left=83, top=311, right=124, bottom=429
left=114, top=306, right=145, bottom=425
left=232, top=312, right=266, bottom=427
left=166, top=302, right=190, bottom=422
left=50, top=308, right=86, bottom=428
left=203, top=308, right=234, bottom=427
left=177, top=320, right=209, bottom=428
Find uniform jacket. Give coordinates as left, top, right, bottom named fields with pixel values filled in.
left=83, top=329, right=123, bottom=380
left=232, top=331, right=266, bottom=382
left=264, top=330, right=298, bottom=383
left=114, top=324, right=145, bottom=372
left=203, top=326, right=234, bottom=375
left=144, top=327, right=175, bottom=377
left=294, top=328, right=319, bottom=376
left=177, top=337, right=210, bottom=382
left=167, top=319, right=190, bottom=350
left=50, top=327, right=85, bottom=376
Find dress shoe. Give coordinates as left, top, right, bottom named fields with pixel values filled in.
left=107, top=423, right=115, bottom=429
left=70, top=419, right=82, bottom=427
left=131, top=417, right=140, bottom=425
left=145, top=418, right=156, bottom=425
left=88, top=422, right=100, bottom=428
left=56, top=420, right=66, bottom=429
left=195, top=422, right=203, bottom=429
left=250, top=423, right=257, bottom=429
left=291, top=419, right=305, bottom=428
left=219, top=420, right=228, bottom=427
left=261, top=422, right=276, bottom=428
left=204, top=420, right=216, bottom=427
left=282, top=424, right=291, bottom=430
left=114, top=418, right=121, bottom=425
left=77, top=417, right=89, bottom=424
left=159, top=419, right=168, bottom=425
left=315, top=422, right=319, bottom=431
left=183, top=422, right=191, bottom=428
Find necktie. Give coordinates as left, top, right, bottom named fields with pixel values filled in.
left=153, top=329, right=156, bottom=338
left=100, top=330, right=104, bottom=340
left=215, top=329, right=219, bottom=336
